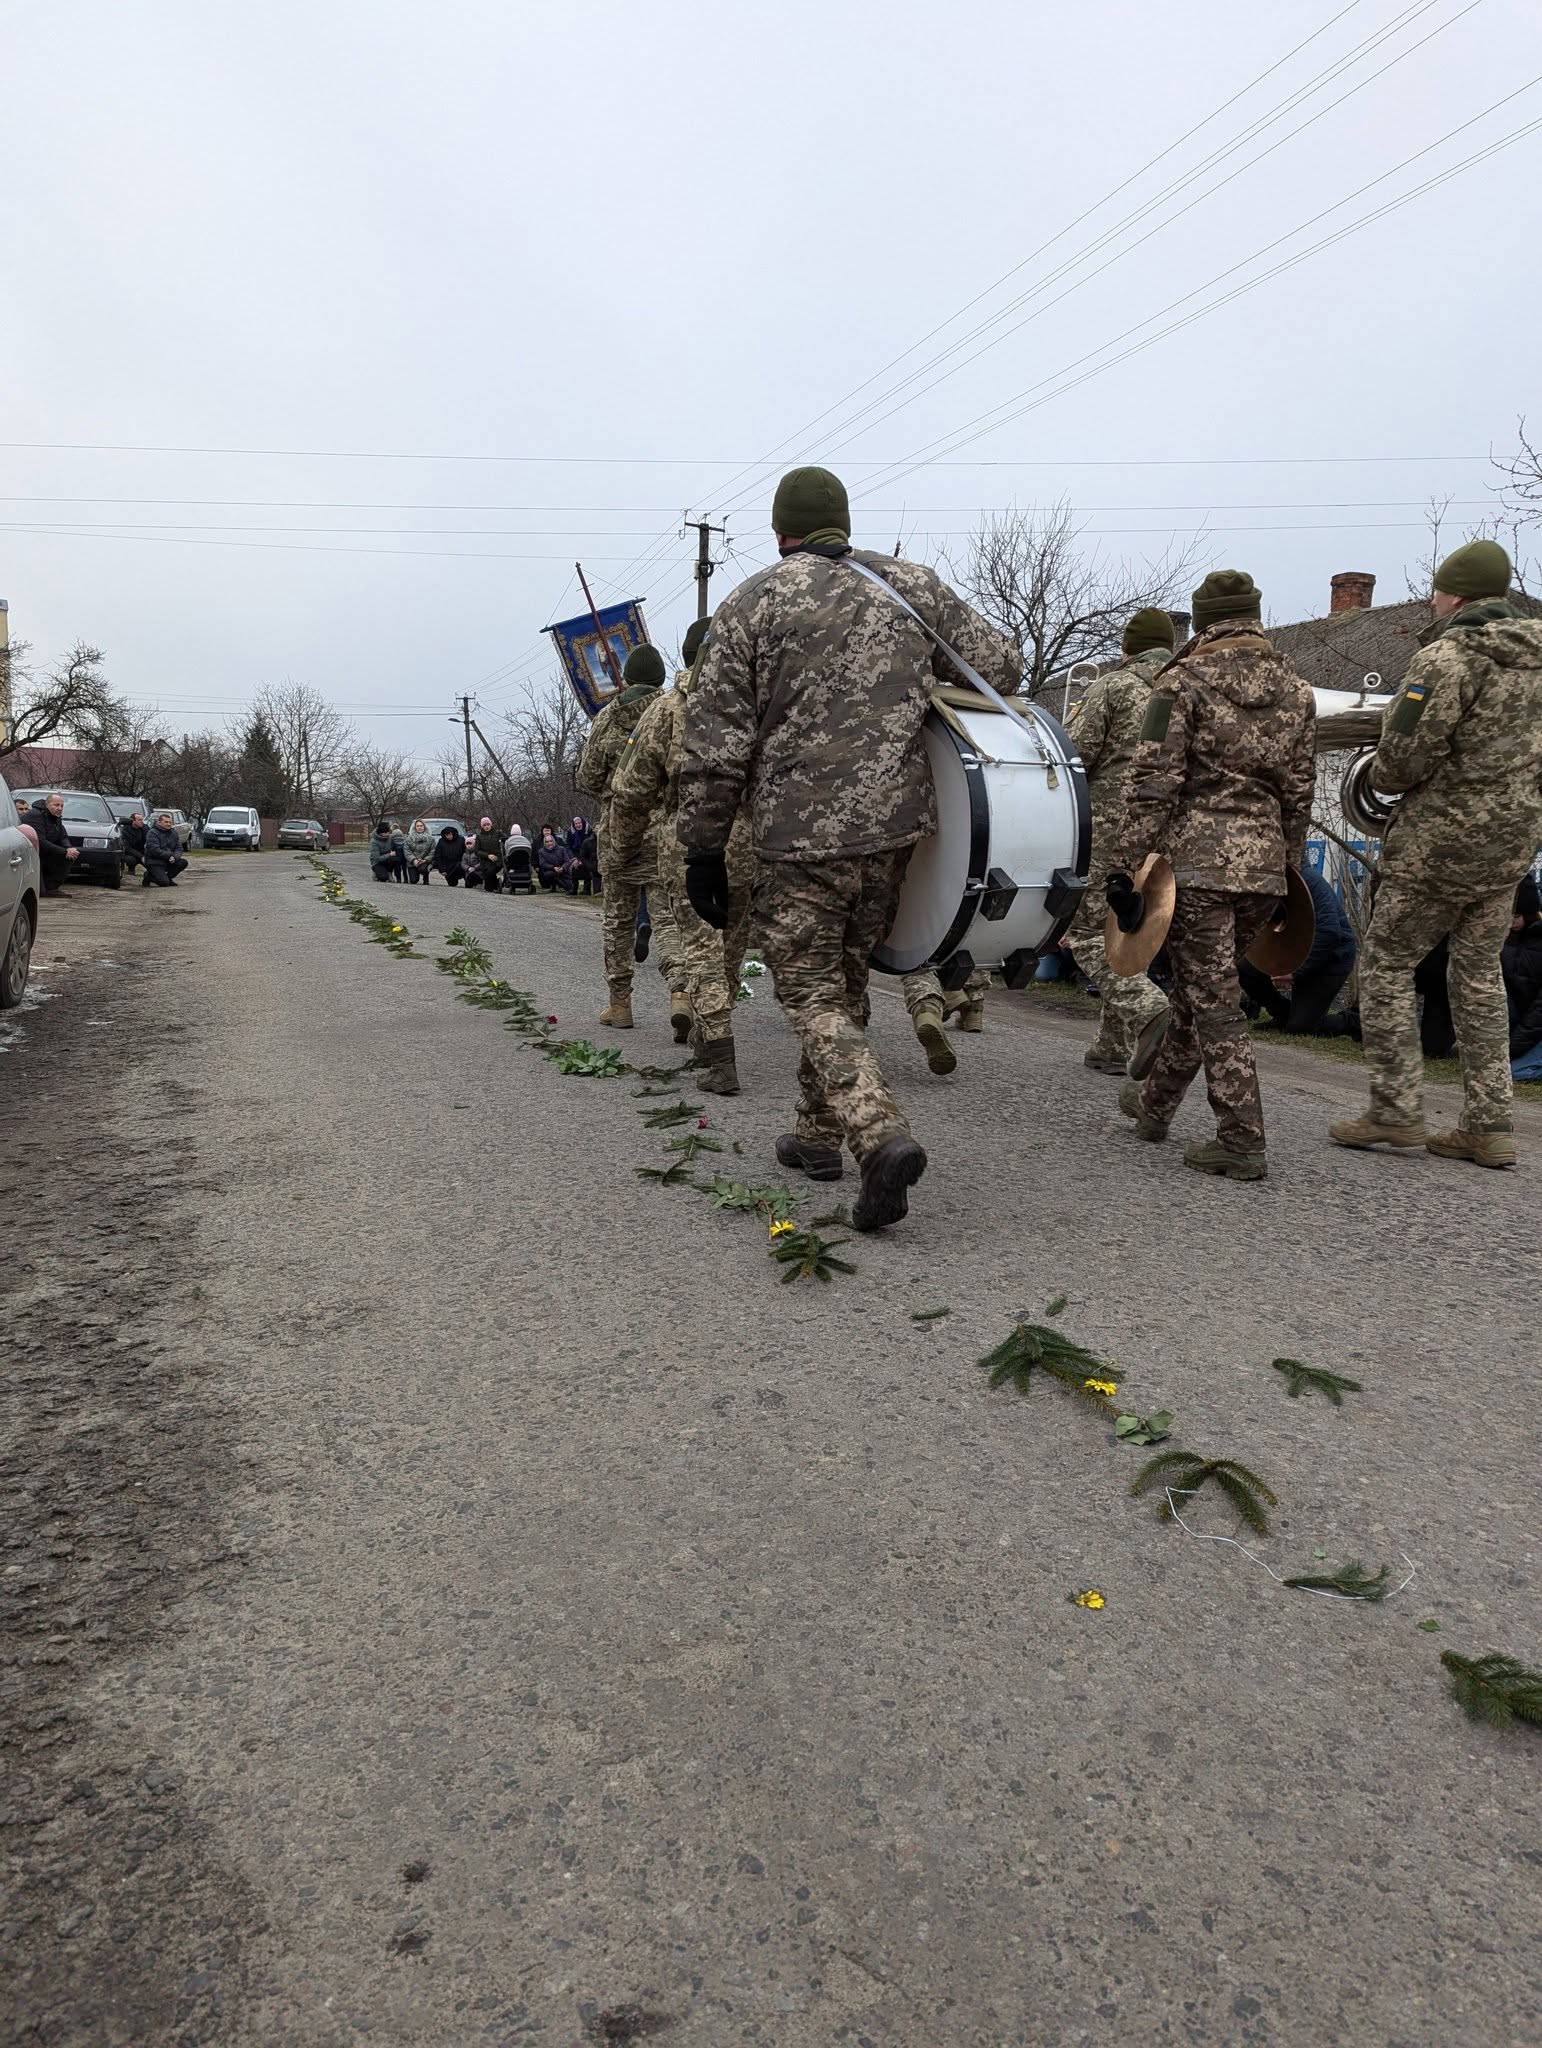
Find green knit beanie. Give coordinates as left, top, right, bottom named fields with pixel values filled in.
left=681, top=617, right=710, bottom=666
left=1191, top=569, right=1262, bottom=631
left=771, top=465, right=850, bottom=539
left=1122, top=607, right=1176, bottom=657
left=1433, top=538, right=1511, bottom=599
left=622, top=644, right=666, bottom=686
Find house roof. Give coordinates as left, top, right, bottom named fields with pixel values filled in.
left=0, top=742, right=88, bottom=790
left=1272, top=593, right=1542, bottom=696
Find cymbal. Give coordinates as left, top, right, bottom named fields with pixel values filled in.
left=1103, top=853, right=1176, bottom=976
left=1245, top=866, right=1316, bottom=975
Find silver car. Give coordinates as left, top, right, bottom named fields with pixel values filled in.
left=0, top=768, right=41, bottom=1007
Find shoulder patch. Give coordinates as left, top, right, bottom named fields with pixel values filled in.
left=1140, top=692, right=1175, bottom=743
left=1387, top=682, right=1430, bottom=736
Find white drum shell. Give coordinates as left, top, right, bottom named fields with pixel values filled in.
left=873, top=701, right=1089, bottom=976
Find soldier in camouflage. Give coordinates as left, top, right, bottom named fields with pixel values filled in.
left=1331, top=540, right=1542, bottom=1169
left=1064, top=608, right=1176, bottom=1077
left=900, top=965, right=992, bottom=1074
left=609, top=616, right=756, bottom=1093
left=576, top=643, right=687, bottom=1033
left=676, top=465, right=1022, bottom=1230
left=1110, top=570, right=1316, bottom=1181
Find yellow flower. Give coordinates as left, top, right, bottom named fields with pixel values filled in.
left=1084, top=1377, right=1117, bottom=1397
left=392, top=924, right=405, bottom=933
left=769, top=1219, right=795, bottom=1240
left=1071, top=1589, right=1105, bottom=1610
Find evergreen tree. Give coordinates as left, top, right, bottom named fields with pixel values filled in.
left=237, top=713, right=288, bottom=816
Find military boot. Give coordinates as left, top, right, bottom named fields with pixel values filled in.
left=941, top=989, right=985, bottom=1032
left=1084, top=1044, right=1129, bottom=1075
left=775, top=1133, right=844, bottom=1181
left=1127, top=1004, right=1171, bottom=1081
left=912, top=1002, right=957, bottom=1076
left=1183, top=1139, right=1267, bottom=1182
left=1329, top=1115, right=1426, bottom=1153
left=1118, top=1079, right=1170, bottom=1141
left=852, top=1133, right=928, bottom=1232
left=670, top=989, right=694, bottom=1044
left=1425, top=1126, right=1516, bottom=1169
left=695, top=1034, right=740, bottom=1096
left=954, top=1002, right=985, bottom=1033
left=598, top=988, right=634, bottom=1030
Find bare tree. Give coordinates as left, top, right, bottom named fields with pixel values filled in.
left=335, top=744, right=427, bottom=821
left=71, top=699, right=170, bottom=797
left=157, top=732, right=243, bottom=821
left=484, top=673, right=588, bottom=830
left=942, top=501, right=1204, bottom=707
left=0, top=641, right=130, bottom=761
left=249, top=680, right=353, bottom=813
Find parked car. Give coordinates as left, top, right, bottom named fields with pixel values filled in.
left=10, top=788, right=124, bottom=887
left=163, top=808, right=195, bottom=849
left=419, top=816, right=467, bottom=841
left=104, top=795, right=153, bottom=828
left=276, top=817, right=327, bottom=849
left=202, top=804, right=263, bottom=850
left=0, top=769, right=41, bottom=1008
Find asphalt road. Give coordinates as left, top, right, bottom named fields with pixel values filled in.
left=4, top=853, right=1538, bottom=2048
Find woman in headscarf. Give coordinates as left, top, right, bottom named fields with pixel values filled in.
left=472, top=815, right=504, bottom=893
left=405, top=817, right=434, bottom=883
left=431, top=822, right=466, bottom=885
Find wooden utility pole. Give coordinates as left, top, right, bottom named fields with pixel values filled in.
left=459, top=694, right=475, bottom=804
left=469, top=716, right=516, bottom=790
left=687, top=518, right=724, bottom=620
left=0, top=598, right=10, bottom=745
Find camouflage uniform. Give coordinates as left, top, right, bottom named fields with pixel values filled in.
left=609, top=674, right=756, bottom=1044
left=677, top=544, right=1021, bottom=1160
left=576, top=685, right=684, bottom=1001
left=1356, top=601, right=1542, bottom=1133
left=1118, top=622, right=1316, bottom=1154
left=1064, top=647, right=1172, bottom=1058
left=901, top=965, right=991, bottom=1023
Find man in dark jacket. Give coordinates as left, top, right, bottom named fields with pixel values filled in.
left=120, top=811, right=148, bottom=875
left=27, top=795, right=80, bottom=897
left=431, top=825, right=466, bottom=884
left=368, top=821, right=399, bottom=882
left=143, top=812, right=189, bottom=886
left=1503, top=876, right=1542, bottom=1075
left=1238, top=865, right=1357, bottom=1033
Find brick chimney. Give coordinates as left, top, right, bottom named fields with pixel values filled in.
left=1169, top=609, right=1192, bottom=643
left=1330, top=571, right=1376, bottom=614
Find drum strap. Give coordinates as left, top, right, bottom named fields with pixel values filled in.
left=841, top=558, right=1056, bottom=775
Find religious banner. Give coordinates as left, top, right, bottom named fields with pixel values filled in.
left=547, top=597, right=651, bottom=721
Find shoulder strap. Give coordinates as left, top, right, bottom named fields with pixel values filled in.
left=841, top=557, right=1051, bottom=766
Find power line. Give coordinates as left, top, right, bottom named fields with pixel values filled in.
left=0, top=489, right=1499, bottom=511
left=854, top=99, right=1542, bottom=501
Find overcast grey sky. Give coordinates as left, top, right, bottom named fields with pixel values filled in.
left=4, top=0, right=1539, bottom=753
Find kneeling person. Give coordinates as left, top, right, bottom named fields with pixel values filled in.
left=143, top=812, right=189, bottom=887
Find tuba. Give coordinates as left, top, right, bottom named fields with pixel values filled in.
left=1335, top=671, right=1402, bottom=838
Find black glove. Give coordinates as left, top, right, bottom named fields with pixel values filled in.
left=1104, top=869, right=1146, bottom=934
left=685, top=849, right=731, bottom=929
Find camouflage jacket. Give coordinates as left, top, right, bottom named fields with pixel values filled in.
left=1066, top=646, right=1169, bottom=848
left=576, top=682, right=664, bottom=822
left=676, top=546, right=1022, bottom=861
left=1117, top=623, right=1316, bottom=894
left=1374, top=601, right=1542, bottom=892
left=611, top=672, right=752, bottom=883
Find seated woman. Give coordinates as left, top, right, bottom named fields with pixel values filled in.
left=368, top=819, right=400, bottom=882
left=431, top=824, right=466, bottom=885
left=536, top=825, right=577, bottom=894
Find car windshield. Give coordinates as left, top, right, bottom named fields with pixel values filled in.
left=207, top=808, right=250, bottom=823
left=105, top=798, right=145, bottom=818
left=280, top=819, right=312, bottom=830
left=56, top=794, right=115, bottom=824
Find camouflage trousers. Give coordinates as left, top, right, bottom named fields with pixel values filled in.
left=658, top=817, right=756, bottom=1043
left=1139, top=889, right=1278, bottom=1152
left=1360, top=868, right=1516, bottom=1132
left=1066, top=856, right=1168, bottom=1056
left=756, top=849, right=913, bottom=1162
left=600, top=873, right=684, bottom=998
left=901, top=965, right=990, bottom=1020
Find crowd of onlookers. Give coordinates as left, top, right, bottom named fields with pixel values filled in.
left=368, top=815, right=600, bottom=896
left=14, top=795, right=188, bottom=890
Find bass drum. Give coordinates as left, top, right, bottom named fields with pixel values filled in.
left=872, top=697, right=1090, bottom=984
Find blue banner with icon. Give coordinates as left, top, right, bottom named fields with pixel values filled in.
left=547, top=598, right=651, bottom=721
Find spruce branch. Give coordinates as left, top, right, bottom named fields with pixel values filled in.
left=634, top=1161, right=701, bottom=1188
left=1272, top=1357, right=1364, bottom=1405
left=1283, top=1560, right=1390, bottom=1601
left=977, top=1321, right=1119, bottom=1412
left=1130, top=1450, right=1279, bottom=1534
left=1440, top=1651, right=1542, bottom=1730
left=663, top=1131, right=724, bottom=1162
left=769, top=1226, right=856, bottom=1284
left=639, top=1100, right=705, bottom=1129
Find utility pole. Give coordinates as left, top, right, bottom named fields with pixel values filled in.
left=687, top=518, right=725, bottom=621
left=460, top=694, right=475, bottom=806
left=0, top=599, right=10, bottom=746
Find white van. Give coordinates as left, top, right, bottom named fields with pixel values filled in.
left=203, top=804, right=263, bottom=850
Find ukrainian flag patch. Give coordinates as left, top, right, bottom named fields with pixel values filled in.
left=1388, top=682, right=1429, bottom=735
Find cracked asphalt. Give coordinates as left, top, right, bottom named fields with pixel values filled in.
left=2, top=851, right=1536, bottom=2048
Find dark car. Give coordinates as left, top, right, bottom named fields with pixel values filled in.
left=11, top=788, right=123, bottom=888
left=276, top=817, right=327, bottom=849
